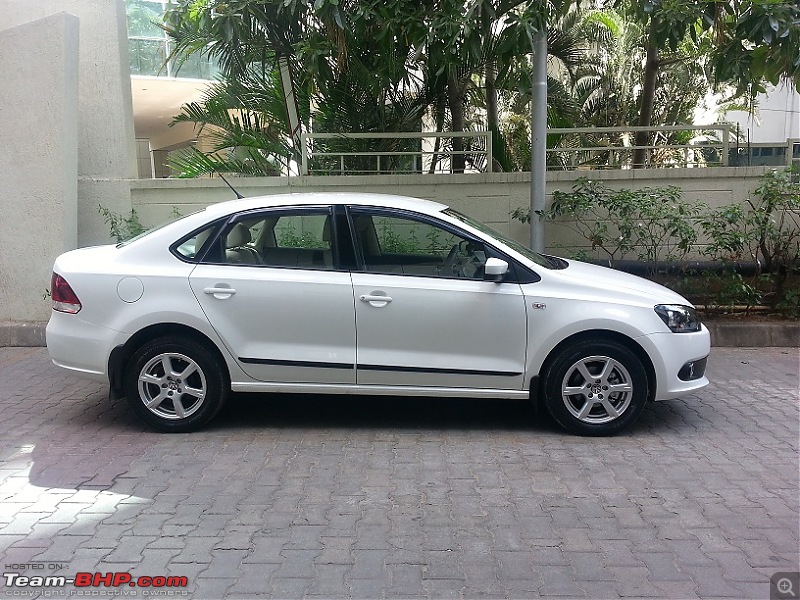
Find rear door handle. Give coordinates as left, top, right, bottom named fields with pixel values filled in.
left=204, top=286, right=237, bottom=298
left=359, top=294, right=392, bottom=306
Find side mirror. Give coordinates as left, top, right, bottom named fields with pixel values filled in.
left=484, top=257, right=509, bottom=282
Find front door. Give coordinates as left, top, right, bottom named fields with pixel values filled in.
left=349, top=208, right=527, bottom=390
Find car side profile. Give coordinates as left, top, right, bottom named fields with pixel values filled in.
left=46, top=193, right=710, bottom=436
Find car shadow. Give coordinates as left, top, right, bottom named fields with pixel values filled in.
left=212, top=392, right=563, bottom=434
left=212, top=392, right=705, bottom=437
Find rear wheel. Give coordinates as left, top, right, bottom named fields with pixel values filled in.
left=124, top=337, right=227, bottom=432
left=542, top=339, right=649, bottom=436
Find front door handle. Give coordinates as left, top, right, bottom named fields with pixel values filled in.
left=359, top=294, right=392, bottom=307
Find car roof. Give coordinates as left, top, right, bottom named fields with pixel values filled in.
left=201, top=192, right=450, bottom=218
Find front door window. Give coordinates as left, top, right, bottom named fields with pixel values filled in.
left=353, top=212, right=489, bottom=279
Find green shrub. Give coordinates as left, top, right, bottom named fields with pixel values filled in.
left=99, top=205, right=183, bottom=244
left=700, top=167, right=800, bottom=309
left=514, top=178, right=704, bottom=274
left=710, top=271, right=763, bottom=315
left=776, top=285, right=800, bottom=319
left=98, top=205, right=147, bottom=243
left=511, top=169, right=799, bottom=315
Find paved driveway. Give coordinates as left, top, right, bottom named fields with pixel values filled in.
left=0, top=347, right=798, bottom=599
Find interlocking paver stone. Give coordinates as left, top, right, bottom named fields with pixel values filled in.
left=0, top=346, right=797, bottom=598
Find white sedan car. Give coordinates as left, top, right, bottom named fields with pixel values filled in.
left=46, top=193, right=710, bottom=436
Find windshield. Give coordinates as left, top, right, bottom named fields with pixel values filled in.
left=443, top=208, right=555, bottom=269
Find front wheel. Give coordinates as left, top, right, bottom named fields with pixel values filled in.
left=542, top=339, right=649, bottom=436
left=124, top=337, right=228, bottom=432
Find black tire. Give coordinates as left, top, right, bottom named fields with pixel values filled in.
left=542, top=339, right=649, bottom=436
left=124, top=336, right=228, bottom=432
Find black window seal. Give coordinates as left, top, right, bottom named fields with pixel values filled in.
left=169, top=217, right=228, bottom=264
left=332, top=205, right=359, bottom=270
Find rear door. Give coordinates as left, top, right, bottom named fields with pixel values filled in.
left=189, top=207, right=357, bottom=384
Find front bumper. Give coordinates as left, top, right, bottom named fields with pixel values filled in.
left=638, top=325, right=712, bottom=401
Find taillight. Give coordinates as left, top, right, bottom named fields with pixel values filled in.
left=51, top=273, right=82, bottom=314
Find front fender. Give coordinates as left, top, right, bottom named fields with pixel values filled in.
left=523, top=294, right=662, bottom=383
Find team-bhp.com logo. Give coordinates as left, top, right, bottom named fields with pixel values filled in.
left=3, top=571, right=188, bottom=596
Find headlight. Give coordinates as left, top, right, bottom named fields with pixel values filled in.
left=654, top=304, right=701, bottom=333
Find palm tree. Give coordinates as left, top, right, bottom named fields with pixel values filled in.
left=162, top=0, right=592, bottom=176
left=168, top=67, right=304, bottom=177
left=476, top=6, right=592, bottom=171
left=566, top=8, right=713, bottom=168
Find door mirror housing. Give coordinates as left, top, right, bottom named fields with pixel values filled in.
left=484, top=257, right=509, bottom=282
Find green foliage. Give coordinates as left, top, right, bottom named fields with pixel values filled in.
left=530, top=178, right=703, bottom=273
left=373, top=219, right=449, bottom=254
left=574, top=7, right=710, bottom=132
left=776, top=286, right=800, bottom=319
left=160, top=0, right=595, bottom=175
left=515, top=167, right=799, bottom=313
left=378, top=220, right=423, bottom=254
left=619, top=0, right=799, bottom=105
left=701, top=167, right=800, bottom=308
left=99, top=205, right=183, bottom=244
left=699, top=203, right=756, bottom=262
left=99, top=205, right=147, bottom=243
left=126, top=0, right=162, bottom=37
left=275, top=221, right=325, bottom=249
left=675, top=267, right=764, bottom=317
left=711, top=0, right=800, bottom=94
left=706, top=270, right=763, bottom=315
left=167, top=66, right=305, bottom=177
left=500, top=115, right=532, bottom=173
left=750, top=166, right=800, bottom=273
left=157, top=0, right=799, bottom=178
left=509, top=206, right=532, bottom=225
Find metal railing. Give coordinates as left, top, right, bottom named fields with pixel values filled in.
left=727, top=138, right=800, bottom=168
left=289, top=126, right=795, bottom=176
left=790, top=139, right=800, bottom=170
left=299, top=131, right=492, bottom=175
left=545, top=124, right=733, bottom=170
left=129, top=37, right=219, bottom=79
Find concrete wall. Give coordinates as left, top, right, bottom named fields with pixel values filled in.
left=0, top=14, right=79, bottom=322
left=1, top=0, right=136, bottom=325
left=135, top=139, right=154, bottom=178
left=3, top=0, right=136, bottom=248
left=131, top=166, right=774, bottom=258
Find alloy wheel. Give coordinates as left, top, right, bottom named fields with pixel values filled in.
left=137, top=352, right=207, bottom=420
left=560, top=355, right=634, bottom=424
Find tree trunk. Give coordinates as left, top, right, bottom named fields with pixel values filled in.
left=486, top=61, right=503, bottom=171
left=428, top=99, right=446, bottom=174
left=486, top=62, right=498, bottom=132
left=633, top=18, right=660, bottom=169
left=448, top=73, right=466, bottom=173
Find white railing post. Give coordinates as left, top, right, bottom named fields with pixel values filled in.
left=721, top=123, right=730, bottom=167
left=485, top=131, right=493, bottom=173
left=300, top=133, right=308, bottom=175
left=788, top=138, right=798, bottom=168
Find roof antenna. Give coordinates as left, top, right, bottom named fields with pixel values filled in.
left=215, top=171, right=244, bottom=199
